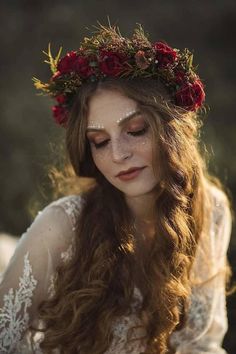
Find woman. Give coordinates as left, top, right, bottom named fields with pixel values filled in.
left=0, top=24, right=233, bottom=353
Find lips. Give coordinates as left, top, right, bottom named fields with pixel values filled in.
left=116, top=166, right=145, bottom=177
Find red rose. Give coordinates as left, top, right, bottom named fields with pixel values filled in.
left=55, top=94, right=67, bottom=104
left=153, top=42, right=177, bottom=67
left=99, top=50, right=127, bottom=76
left=73, top=56, right=95, bottom=78
left=57, top=51, right=77, bottom=73
left=52, top=105, right=69, bottom=126
left=175, top=80, right=205, bottom=111
left=134, top=50, right=150, bottom=69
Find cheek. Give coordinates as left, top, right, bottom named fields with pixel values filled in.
left=132, top=135, right=153, bottom=158
left=91, top=148, right=110, bottom=171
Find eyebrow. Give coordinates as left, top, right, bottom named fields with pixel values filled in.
left=86, top=110, right=142, bottom=133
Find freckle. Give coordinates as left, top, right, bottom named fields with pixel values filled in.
left=94, top=150, right=110, bottom=160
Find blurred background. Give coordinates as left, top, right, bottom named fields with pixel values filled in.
left=0, top=0, right=235, bottom=351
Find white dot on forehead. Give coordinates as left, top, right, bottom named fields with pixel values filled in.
left=87, top=110, right=140, bottom=130
left=87, top=121, right=105, bottom=129
left=116, top=110, right=139, bottom=124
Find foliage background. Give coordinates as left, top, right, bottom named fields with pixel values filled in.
left=0, top=0, right=235, bottom=352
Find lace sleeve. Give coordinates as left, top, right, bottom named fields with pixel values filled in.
left=0, top=199, right=78, bottom=354
left=169, top=187, right=232, bottom=354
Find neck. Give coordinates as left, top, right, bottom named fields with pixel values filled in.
left=125, top=193, right=156, bottom=269
left=124, top=187, right=164, bottom=245
left=125, top=192, right=156, bottom=223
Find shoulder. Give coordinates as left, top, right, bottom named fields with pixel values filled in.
left=204, top=181, right=232, bottom=269
left=21, top=194, right=85, bottom=249
left=191, top=181, right=232, bottom=280
left=205, top=181, right=232, bottom=231
left=44, top=194, right=85, bottom=231
left=15, top=195, right=85, bottom=267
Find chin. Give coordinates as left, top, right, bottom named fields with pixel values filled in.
left=123, top=188, right=155, bottom=198
left=117, top=182, right=158, bottom=198
left=104, top=174, right=158, bottom=197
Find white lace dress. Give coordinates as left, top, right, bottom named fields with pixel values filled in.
left=0, top=184, right=232, bottom=353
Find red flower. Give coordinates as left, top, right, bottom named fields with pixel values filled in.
left=134, top=50, right=150, bottom=69
left=175, top=80, right=205, bottom=111
left=153, top=42, right=177, bottom=67
left=99, top=50, right=127, bottom=76
left=52, top=105, right=69, bottom=126
left=73, top=56, right=95, bottom=78
left=57, top=51, right=77, bottom=73
left=55, top=94, right=67, bottom=104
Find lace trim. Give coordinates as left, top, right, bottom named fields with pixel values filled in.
left=106, top=312, right=147, bottom=354
left=46, top=196, right=82, bottom=300
left=47, top=243, right=74, bottom=300
left=51, top=195, right=83, bottom=231
left=170, top=287, right=215, bottom=348
left=0, top=252, right=38, bottom=353
left=61, top=242, right=74, bottom=263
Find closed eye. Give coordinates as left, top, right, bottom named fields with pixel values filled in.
left=92, top=140, right=109, bottom=149
left=92, top=127, right=148, bottom=149
left=128, top=126, right=148, bottom=136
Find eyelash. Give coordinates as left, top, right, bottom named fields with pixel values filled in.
left=92, top=127, right=148, bottom=149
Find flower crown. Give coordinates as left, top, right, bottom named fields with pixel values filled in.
left=33, top=23, right=205, bottom=127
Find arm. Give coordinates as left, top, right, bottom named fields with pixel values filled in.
left=0, top=202, right=76, bottom=353
left=170, top=188, right=232, bottom=354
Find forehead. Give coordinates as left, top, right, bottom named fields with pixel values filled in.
left=87, top=89, right=138, bottom=126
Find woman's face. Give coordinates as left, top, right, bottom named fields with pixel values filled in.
left=86, top=89, right=160, bottom=197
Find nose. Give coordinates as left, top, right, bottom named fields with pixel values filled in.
left=111, top=138, right=132, bottom=163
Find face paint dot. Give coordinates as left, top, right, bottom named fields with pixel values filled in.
left=87, top=122, right=105, bottom=130
left=116, top=110, right=139, bottom=124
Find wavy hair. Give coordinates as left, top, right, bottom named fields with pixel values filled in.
left=34, top=77, right=232, bottom=353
